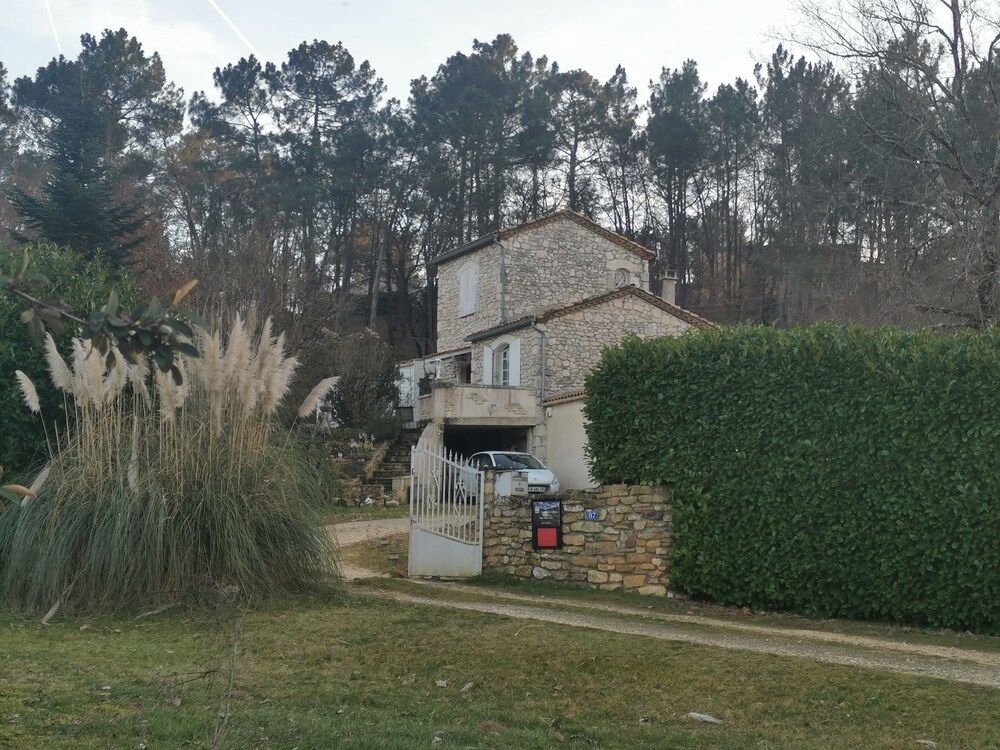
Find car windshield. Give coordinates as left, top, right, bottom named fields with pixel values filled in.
left=492, top=453, right=544, bottom=470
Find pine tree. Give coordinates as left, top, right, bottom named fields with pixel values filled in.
left=8, top=30, right=180, bottom=268
left=11, top=92, right=144, bottom=267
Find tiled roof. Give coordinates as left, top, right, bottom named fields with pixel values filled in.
left=543, top=388, right=587, bottom=405
left=465, top=285, right=714, bottom=343
left=398, top=344, right=471, bottom=365
left=466, top=316, right=536, bottom=343
left=428, top=210, right=656, bottom=267
left=538, top=285, right=715, bottom=330
left=496, top=210, right=656, bottom=261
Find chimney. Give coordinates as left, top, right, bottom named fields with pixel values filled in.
left=660, top=271, right=678, bottom=305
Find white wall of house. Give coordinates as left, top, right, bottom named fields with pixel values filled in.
left=544, top=396, right=596, bottom=490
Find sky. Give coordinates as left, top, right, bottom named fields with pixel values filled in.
left=1, top=0, right=798, bottom=102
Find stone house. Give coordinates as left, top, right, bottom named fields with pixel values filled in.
left=398, top=211, right=712, bottom=488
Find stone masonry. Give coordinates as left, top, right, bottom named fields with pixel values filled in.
left=542, top=291, right=692, bottom=395
left=482, top=480, right=672, bottom=596
left=435, top=249, right=503, bottom=353
left=435, top=213, right=651, bottom=352
left=467, top=288, right=698, bottom=457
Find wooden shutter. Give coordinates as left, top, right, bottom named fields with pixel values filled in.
left=508, top=339, right=521, bottom=386
left=467, top=265, right=477, bottom=312
left=482, top=346, right=494, bottom=385
left=459, top=263, right=477, bottom=316
left=458, top=269, right=468, bottom=315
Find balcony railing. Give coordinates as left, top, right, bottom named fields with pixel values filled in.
left=415, top=383, right=539, bottom=425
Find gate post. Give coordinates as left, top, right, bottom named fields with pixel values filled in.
left=480, top=468, right=497, bottom=568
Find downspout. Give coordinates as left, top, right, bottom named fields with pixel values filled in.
left=530, top=320, right=547, bottom=402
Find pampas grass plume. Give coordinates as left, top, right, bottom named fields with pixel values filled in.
left=15, top=370, right=40, bottom=414
left=43, top=334, right=73, bottom=392
left=29, top=465, right=50, bottom=495
left=298, top=376, right=340, bottom=418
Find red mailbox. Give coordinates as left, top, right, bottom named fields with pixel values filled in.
left=531, top=499, right=562, bottom=550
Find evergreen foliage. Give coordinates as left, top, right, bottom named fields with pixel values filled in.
left=0, top=244, right=130, bottom=476
left=585, top=325, right=1000, bottom=633
left=8, top=30, right=181, bottom=267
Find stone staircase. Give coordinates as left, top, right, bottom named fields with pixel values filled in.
left=325, top=426, right=423, bottom=507
left=372, top=426, right=423, bottom=494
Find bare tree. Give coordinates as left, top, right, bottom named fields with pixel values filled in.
left=797, top=0, right=1000, bottom=323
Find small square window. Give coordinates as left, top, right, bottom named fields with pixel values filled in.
left=614, top=269, right=630, bottom=287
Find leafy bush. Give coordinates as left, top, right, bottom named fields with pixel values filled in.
left=585, top=325, right=1000, bottom=633
left=0, top=317, right=337, bottom=613
left=0, top=243, right=131, bottom=476
left=326, top=329, right=399, bottom=432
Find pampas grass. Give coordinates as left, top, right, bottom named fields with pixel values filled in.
left=0, top=318, right=338, bottom=613
left=14, top=371, right=40, bottom=414
left=298, top=376, right=340, bottom=418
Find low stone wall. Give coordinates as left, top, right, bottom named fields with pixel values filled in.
left=482, top=482, right=672, bottom=596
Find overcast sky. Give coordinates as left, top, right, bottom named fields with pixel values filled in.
left=1, top=0, right=798, bottom=101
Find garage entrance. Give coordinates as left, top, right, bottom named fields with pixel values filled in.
left=443, top=425, right=530, bottom=459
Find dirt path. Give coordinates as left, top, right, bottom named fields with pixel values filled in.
left=329, top=520, right=1000, bottom=688
left=361, top=586, right=1000, bottom=688
left=327, top=518, right=407, bottom=580
left=414, top=580, right=1000, bottom=670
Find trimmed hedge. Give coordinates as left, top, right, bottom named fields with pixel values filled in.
left=585, top=325, right=1000, bottom=633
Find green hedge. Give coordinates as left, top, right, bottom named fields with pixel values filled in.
left=0, top=244, right=131, bottom=477
left=585, top=325, right=1000, bottom=633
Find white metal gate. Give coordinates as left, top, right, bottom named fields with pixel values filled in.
left=408, top=446, right=484, bottom=577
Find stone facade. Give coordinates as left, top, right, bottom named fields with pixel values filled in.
left=435, top=214, right=650, bottom=352
left=409, top=212, right=711, bottom=480
left=482, top=480, right=672, bottom=596
left=542, top=293, right=692, bottom=395
left=501, top=218, right=649, bottom=320
left=464, top=290, right=695, bottom=458
left=469, top=329, right=543, bottom=391
left=436, top=248, right=504, bottom=353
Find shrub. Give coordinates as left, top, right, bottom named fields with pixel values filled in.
left=0, top=317, right=338, bottom=613
left=0, top=243, right=132, bottom=476
left=585, top=325, right=1000, bottom=633
left=325, top=329, right=399, bottom=432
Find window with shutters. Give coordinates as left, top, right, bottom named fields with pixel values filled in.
left=483, top=338, right=520, bottom=387
left=494, top=344, right=510, bottom=386
left=458, top=261, right=478, bottom=316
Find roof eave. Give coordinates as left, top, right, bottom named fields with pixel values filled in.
left=427, top=233, right=499, bottom=268
left=466, top=316, right=536, bottom=343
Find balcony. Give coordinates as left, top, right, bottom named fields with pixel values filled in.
left=415, top=384, right=540, bottom=426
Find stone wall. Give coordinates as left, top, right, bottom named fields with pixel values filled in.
left=435, top=215, right=650, bottom=352
left=543, top=294, right=692, bottom=395
left=470, top=329, right=543, bottom=391
left=436, top=248, right=503, bottom=352
left=502, top=219, right=649, bottom=322
left=482, top=481, right=672, bottom=596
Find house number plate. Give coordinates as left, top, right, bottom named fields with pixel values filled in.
left=585, top=510, right=599, bottom=521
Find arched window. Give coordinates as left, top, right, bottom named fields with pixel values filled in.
left=494, top=343, right=511, bottom=386
left=458, top=261, right=478, bottom=316
left=482, top=338, right=520, bottom=387
left=614, top=268, right=631, bottom=288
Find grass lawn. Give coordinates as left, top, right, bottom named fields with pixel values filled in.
left=345, top=531, right=1000, bottom=655
left=343, top=529, right=409, bottom=576
left=3, top=590, right=999, bottom=749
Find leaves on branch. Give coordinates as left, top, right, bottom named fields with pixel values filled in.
left=2, top=251, right=200, bottom=383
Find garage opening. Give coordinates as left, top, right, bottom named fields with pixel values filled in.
left=443, top=425, right=530, bottom=458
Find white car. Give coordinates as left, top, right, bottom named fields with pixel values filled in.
left=467, top=451, right=560, bottom=494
